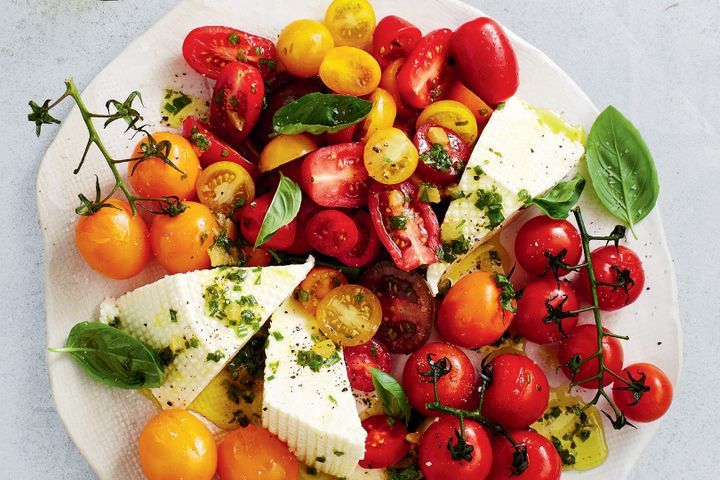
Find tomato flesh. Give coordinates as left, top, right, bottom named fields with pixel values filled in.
left=235, top=192, right=297, bottom=250
left=305, top=209, right=359, bottom=257
left=336, top=211, right=382, bottom=268
left=359, top=415, right=410, bottom=469
left=414, top=123, right=469, bottom=185
left=210, top=62, right=265, bottom=148
left=301, top=143, right=371, bottom=208
left=397, top=29, right=453, bottom=109
left=343, top=339, right=392, bottom=392
left=372, top=15, right=422, bottom=67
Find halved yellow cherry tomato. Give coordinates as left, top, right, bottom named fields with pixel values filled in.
left=416, top=100, right=479, bottom=145
left=315, top=284, right=381, bottom=346
left=295, top=266, right=348, bottom=315
left=364, top=127, right=418, bottom=184
left=360, top=88, right=397, bottom=142
left=196, top=161, right=255, bottom=214
left=277, top=20, right=335, bottom=78
left=324, top=0, right=376, bottom=49
left=259, top=134, right=318, bottom=173
left=319, top=46, right=381, bottom=96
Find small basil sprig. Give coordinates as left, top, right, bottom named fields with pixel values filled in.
left=272, top=92, right=372, bottom=135
left=49, top=322, right=165, bottom=389
left=524, top=174, right=586, bottom=219
left=586, top=106, right=659, bottom=234
left=371, top=368, right=411, bottom=424
left=255, top=173, right=302, bottom=247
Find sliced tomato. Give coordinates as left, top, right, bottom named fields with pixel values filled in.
left=396, top=29, right=453, bottom=109
left=305, top=209, right=359, bottom=257
left=210, top=62, right=265, bottom=148
left=372, top=16, right=422, bottom=68
left=368, top=181, right=440, bottom=271
left=300, top=143, right=371, bottom=208
left=414, top=123, right=469, bottom=185
left=284, top=195, right=320, bottom=255
left=343, top=339, right=392, bottom=392
left=337, top=211, right=382, bottom=268
left=380, top=58, right=418, bottom=119
left=234, top=192, right=297, bottom=250
left=359, top=415, right=410, bottom=469
left=326, top=124, right=358, bottom=145
left=182, top=26, right=277, bottom=80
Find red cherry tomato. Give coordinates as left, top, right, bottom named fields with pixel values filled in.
left=413, top=123, right=469, bottom=185
left=235, top=192, right=297, bottom=250
left=450, top=18, right=519, bottom=106
left=488, top=429, right=562, bottom=480
left=336, top=211, right=382, bottom=268
left=372, top=16, right=422, bottom=68
left=210, top=62, right=265, bottom=148
left=380, top=58, right=418, bottom=119
left=284, top=196, right=320, bottom=255
left=368, top=181, right=441, bottom=271
left=419, top=416, right=493, bottom=480
left=359, top=415, right=410, bottom=469
left=514, top=216, right=582, bottom=277
left=326, top=124, right=358, bottom=145
left=578, top=245, right=645, bottom=311
left=397, top=29, right=453, bottom=109
left=513, top=278, right=579, bottom=344
left=300, top=143, right=370, bottom=208
left=344, top=339, right=392, bottom=392
left=613, top=363, right=673, bottom=423
left=557, top=324, right=624, bottom=388
left=305, top=209, right=359, bottom=257
left=481, top=354, right=550, bottom=429
left=403, top=342, right=476, bottom=416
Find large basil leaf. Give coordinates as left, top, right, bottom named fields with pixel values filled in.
left=586, top=106, right=659, bottom=233
left=49, top=322, right=164, bottom=389
left=272, top=92, right=372, bottom=135
left=529, top=174, right=586, bottom=219
left=255, top=173, right=302, bottom=247
left=371, top=368, right=411, bottom=424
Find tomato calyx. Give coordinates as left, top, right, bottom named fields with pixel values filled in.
left=612, top=370, right=651, bottom=407
left=446, top=421, right=474, bottom=462
left=541, top=292, right=579, bottom=339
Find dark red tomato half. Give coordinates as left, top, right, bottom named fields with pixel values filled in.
left=577, top=245, right=645, bottom=311
left=557, top=324, right=624, bottom=388
left=325, top=124, right=358, bottom=145
left=305, top=209, right=359, bottom=257
left=234, top=192, right=297, bottom=250
left=513, top=278, right=580, bottom=345
left=209, top=62, right=265, bottom=148
left=450, top=18, right=519, bottom=106
left=301, top=143, right=371, bottom=208
left=343, top=339, right=392, bottom=392
left=612, top=362, right=673, bottom=423
left=360, top=262, right=434, bottom=354
left=397, top=29, right=454, bottom=109
left=359, top=415, right=410, bottom=469
left=514, top=216, right=583, bottom=277
left=182, top=116, right=259, bottom=179
left=283, top=195, right=320, bottom=255
left=372, top=15, right=422, bottom=68
left=419, top=416, right=493, bottom=480
left=182, top=26, right=277, bottom=80
left=368, top=181, right=441, bottom=271
left=488, top=429, right=562, bottom=480
left=336, top=211, right=382, bottom=268
left=414, top=123, right=470, bottom=185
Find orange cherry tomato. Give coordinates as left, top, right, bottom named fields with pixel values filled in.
left=139, top=409, right=217, bottom=480
left=360, top=87, right=397, bottom=142
left=74, top=199, right=151, bottom=280
left=447, top=81, right=493, bottom=130
left=239, top=245, right=273, bottom=267
left=150, top=201, right=221, bottom=274
left=217, top=424, right=299, bottom=480
left=260, top=134, right=319, bottom=173
left=277, top=20, right=335, bottom=78
left=295, top=266, right=349, bottom=315
left=379, top=58, right=416, bottom=118
left=319, top=46, right=381, bottom=96
left=129, top=132, right=201, bottom=201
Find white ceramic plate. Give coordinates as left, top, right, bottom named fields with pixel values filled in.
left=37, top=0, right=681, bottom=478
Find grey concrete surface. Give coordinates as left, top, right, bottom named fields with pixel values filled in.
left=1, top=0, right=718, bottom=478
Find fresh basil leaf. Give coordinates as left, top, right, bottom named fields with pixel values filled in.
left=272, top=92, right=372, bottom=135
left=371, top=368, right=411, bottom=424
left=49, top=321, right=164, bottom=389
left=586, top=106, right=659, bottom=234
left=529, top=174, right=586, bottom=219
left=255, top=173, right=302, bottom=247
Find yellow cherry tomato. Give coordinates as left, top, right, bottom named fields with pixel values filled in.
left=196, top=161, right=255, bottom=214
left=259, top=134, right=319, bottom=173
left=360, top=87, right=397, bottom=142
left=364, top=126, right=418, bottom=184
left=416, top=100, right=479, bottom=145
left=138, top=409, right=217, bottom=480
left=324, top=0, right=376, bottom=49
left=277, top=20, right=335, bottom=78
left=315, top=284, right=382, bottom=346
left=217, top=424, right=299, bottom=480
left=319, top=46, right=381, bottom=96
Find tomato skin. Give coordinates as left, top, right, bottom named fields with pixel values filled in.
left=557, top=324, right=624, bottom=388
left=359, top=415, right=410, bottom=469
left=259, top=134, right=318, bottom=173
left=277, top=20, right=335, bottom=78
left=344, top=339, right=393, bottom=392
left=75, top=199, right=151, bottom=280
left=239, top=245, right=272, bottom=267
left=481, top=354, right=550, bottom=429
left=403, top=342, right=476, bottom=416
left=397, top=29, right=453, bottom=109
left=514, top=216, right=583, bottom=277
left=210, top=62, right=265, bottom=148
left=324, top=0, right=376, bottom=49
left=326, top=124, right=358, bottom=145
left=305, top=209, right=359, bottom=257
left=577, top=245, right=645, bottom=311
left=372, top=15, right=422, bottom=68
left=301, top=143, right=370, bottom=208
left=380, top=58, right=418, bottom=119
left=488, top=429, right=561, bottom=480
left=296, top=266, right=348, bottom=315
left=360, top=88, right=398, bottom=142
left=217, top=424, right=298, bottom=480
left=513, top=278, right=579, bottom=344
left=319, top=46, right=381, bottom=97
left=447, top=81, right=494, bottom=130
left=419, top=416, right=493, bottom=480
left=235, top=192, right=297, bottom=250
left=414, top=123, right=469, bottom=185
left=450, top=18, right=519, bottom=106
left=284, top=196, right=320, bottom=255
left=336, top=211, right=382, bottom=268
left=613, top=363, right=673, bottom=423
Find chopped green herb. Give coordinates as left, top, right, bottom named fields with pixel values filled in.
left=271, top=331, right=284, bottom=341
left=220, top=148, right=230, bottom=157
left=438, top=234, right=471, bottom=263
left=163, top=94, right=192, bottom=115
left=328, top=394, right=337, bottom=405
left=297, top=289, right=310, bottom=302
left=390, top=215, right=407, bottom=230
left=259, top=57, right=277, bottom=69
left=333, top=450, right=345, bottom=457
left=206, top=350, right=226, bottom=362
left=297, top=349, right=341, bottom=372
left=190, top=126, right=210, bottom=152
left=475, top=188, right=505, bottom=229
left=518, top=188, right=532, bottom=205
left=108, top=317, right=121, bottom=329
left=157, top=346, right=176, bottom=367
left=228, top=32, right=240, bottom=45
left=419, top=143, right=453, bottom=172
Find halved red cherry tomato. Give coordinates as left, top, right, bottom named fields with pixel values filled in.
left=514, top=278, right=579, bottom=344
left=337, top=211, right=382, bottom=268
left=305, top=209, right=359, bottom=257
left=397, top=29, right=453, bottom=109
left=182, top=26, right=277, bottom=80
left=300, top=143, right=370, bottom=208
left=612, top=363, right=673, bottom=423
left=414, top=123, right=469, bottom=185
left=326, top=124, right=358, bottom=145
left=514, top=216, right=583, bottom=277
left=450, top=18, right=519, bottom=106
left=380, top=58, right=417, bottom=119
left=372, top=16, right=422, bottom=68
left=368, top=181, right=440, bottom=271
left=360, top=262, right=434, bottom=354
left=359, top=415, right=410, bottom=469
left=557, top=324, right=624, bottom=388
left=488, top=429, right=562, bottom=480
left=419, top=416, right=493, bottom=480
left=210, top=62, right=265, bottom=148
left=239, top=246, right=272, bottom=267
left=284, top=196, right=320, bottom=255
left=577, top=245, right=645, bottom=311
left=343, top=339, right=392, bottom=392
left=447, top=81, right=494, bottom=130
left=234, top=192, right=297, bottom=250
